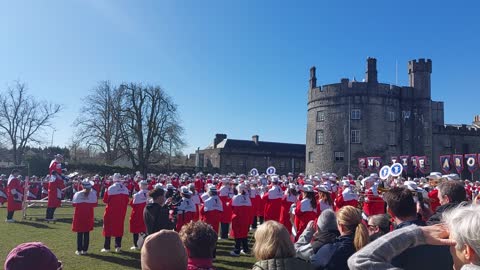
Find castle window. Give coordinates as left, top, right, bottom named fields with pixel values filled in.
left=388, top=131, right=396, bottom=145
left=334, top=151, right=344, bottom=161
left=351, top=130, right=361, bottom=143
left=388, top=111, right=395, bottom=122
left=317, top=111, right=325, bottom=122
left=308, top=152, right=313, bottom=163
left=351, top=109, right=361, bottom=120
left=316, top=130, right=324, bottom=145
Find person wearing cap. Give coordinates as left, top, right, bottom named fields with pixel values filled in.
left=101, top=173, right=130, bottom=253
left=262, top=177, right=283, bottom=222
left=317, top=184, right=334, bottom=212
left=362, top=176, right=385, bottom=217
left=176, top=186, right=197, bottom=232
left=72, top=179, right=98, bottom=255
left=279, top=183, right=298, bottom=235
left=334, top=180, right=359, bottom=211
left=230, top=183, right=252, bottom=257
left=129, top=180, right=149, bottom=250
left=4, top=242, right=63, bottom=270
left=189, top=183, right=202, bottom=221
left=6, top=169, right=23, bottom=222
left=92, top=175, right=101, bottom=198
left=45, top=169, right=65, bottom=221
left=200, top=186, right=223, bottom=234
left=249, top=179, right=261, bottom=229
left=294, top=185, right=319, bottom=240
left=426, top=172, right=443, bottom=212
left=218, top=178, right=233, bottom=239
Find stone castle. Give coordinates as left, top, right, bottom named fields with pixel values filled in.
left=306, top=58, right=480, bottom=176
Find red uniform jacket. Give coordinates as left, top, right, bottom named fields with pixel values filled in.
left=249, top=188, right=260, bottom=217
left=72, top=190, right=98, bottom=232
left=218, top=186, right=233, bottom=223
left=194, top=178, right=204, bottom=193
left=279, top=193, right=297, bottom=234
left=42, top=182, right=49, bottom=199
left=0, top=185, right=7, bottom=204
left=200, top=195, right=223, bottom=234
left=362, top=188, right=385, bottom=216
left=294, top=198, right=319, bottom=239
left=129, top=190, right=148, bottom=233
left=176, top=197, right=197, bottom=232
left=47, top=178, right=65, bottom=208
left=191, top=193, right=202, bottom=221
left=262, top=185, right=283, bottom=222
left=7, top=175, right=23, bottom=211
left=49, top=160, right=63, bottom=175
left=230, top=194, right=252, bottom=239
left=428, top=189, right=440, bottom=212
left=102, top=183, right=129, bottom=237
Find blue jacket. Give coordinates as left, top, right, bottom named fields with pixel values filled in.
left=311, top=234, right=355, bottom=270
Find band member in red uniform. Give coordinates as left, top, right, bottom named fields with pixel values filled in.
left=6, top=169, right=23, bottom=222
left=218, top=178, right=233, bottom=239
left=72, top=180, right=97, bottom=255
left=335, top=180, right=359, bottom=211
left=426, top=172, right=442, bottom=212
left=200, top=186, right=223, bottom=234
left=92, top=175, right=101, bottom=198
left=41, top=177, right=49, bottom=199
left=249, top=180, right=261, bottom=229
left=229, top=183, right=252, bottom=257
left=189, top=183, right=202, bottom=221
left=176, top=186, right=197, bottom=232
left=362, top=176, right=385, bottom=217
left=129, top=180, right=148, bottom=250
left=0, top=181, right=7, bottom=206
left=294, top=185, right=319, bottom=240
left=46, top=171, right=65, bottom=221
left=49, top=154, right=63, bottom=175
left=279, top=183, right=298, bottom=234
left=101, top=173, right=129, bottom=253
left=262, top=177, right=283, bottom=222
left=194, top=174, right=205, bottom=194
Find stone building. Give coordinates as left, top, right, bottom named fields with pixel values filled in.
left=194, top=134, right=305, bottom=175
left=306, top=57, right=480, bottom=177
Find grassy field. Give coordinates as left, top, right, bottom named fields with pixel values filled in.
left=0, top=203, right=256, bottom=270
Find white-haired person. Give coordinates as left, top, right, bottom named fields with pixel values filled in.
left=230, top=183, right=253, bottom=257
left=101, top=173, right=130, bottom=253
left=72, top=179, right=98, bottom=255
left=348, top=204, right=480, bottom=270
left=129, top=180, right=149, bottom=250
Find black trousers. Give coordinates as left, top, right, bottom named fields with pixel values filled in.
left=259, top=216, right=264, bottom=225
left=252, top=216, right=258, bottom=229
left=77, top=232, right=90, bottom=252
left=220, top=223, right=229, bottom=239
left=7, top=211, right=14, bottom=220
left=233, top=238, right=249, bottom=253
left=104, top=237, right=122, bottom=249
left=133, top=233, right=139, bottom=247
left=46, top=207, right=56, bottom=219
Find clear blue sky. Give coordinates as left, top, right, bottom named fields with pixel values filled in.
left=0, top=0, right=479, bottom=154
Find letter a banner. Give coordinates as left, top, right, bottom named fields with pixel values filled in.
left=358, top=158, right=366, bottom=172
left=440, top=155, right=452, bottom=174
left=417, top=156, right=427, bottom=174
left=453, top=154, right=464, bottom=174
left=465, top=154, right=478, bottom=173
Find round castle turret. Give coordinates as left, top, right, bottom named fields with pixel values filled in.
left=306, top=57, right=433, bottom=176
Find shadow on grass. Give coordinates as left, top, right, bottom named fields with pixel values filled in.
left=87, top=253, right=140, bottom=268
left=16, top=221, right=52, bottom=229
left=215, top=258, right=255, bottom=269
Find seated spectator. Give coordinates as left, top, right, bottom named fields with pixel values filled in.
left=383, top=187, right=452, bottom=270
left=179, top=221, right=217, bottom=270
left=252, top=220, right=314, bottom=270
left=295, top=209, right=340, bottom=261
left=141, top=230, right=187, bottom=270
left=311, top=206, right=368, bottom=270
left=4, top=242, right=62, bottom=270
left=367, top=214, right=390, bottom=242
left=348, top=204, right=480, bottom=270
left=427, top=181, right=467, bottom=225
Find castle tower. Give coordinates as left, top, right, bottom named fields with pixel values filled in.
left=408, top=58, right=432, bottom=99
left=365, top=57, right=378, bottom=84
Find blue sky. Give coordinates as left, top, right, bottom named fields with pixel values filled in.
left=0, top=0, right=479, bottom=154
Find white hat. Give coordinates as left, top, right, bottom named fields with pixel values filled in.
left=303, top=184, right=315, bottom=193
left=236, top=183, right=247, bottom=194
left=180, top=186, right=192, bottom=195
left=316, top=184, right=330, bottom=193
left=81, top=179, right=93, bottom=189
left=361, top=176, right=375, bottom=186
left=288, top=183, right=297, bottom=191
left=154, top=183, right=165, bottom=190
left=404, top=180, right=420, bottom=191
left=140, top=180, right=148, bottom=186
left=221, top=178, right=230, bottom=184
left=445, top=174, right=461, bottom=181
left=271, top=177, right=279, bottom=183
left=341, top=180, right=350, bottom=187
left=113, top=173, right=123, bottom=182
left=426, top=172, right=442, bottom=180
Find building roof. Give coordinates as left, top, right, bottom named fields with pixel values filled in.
left=205, top=139, right=305, bottom=153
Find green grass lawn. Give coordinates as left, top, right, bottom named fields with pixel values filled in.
left=0, top=203, right=256, bottom=270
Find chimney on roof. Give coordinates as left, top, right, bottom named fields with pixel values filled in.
left=213, top=134, right=227, bottom=149
left=252, top=135, right=259, bottom=145
left=473, top=115, right=480, bottom=128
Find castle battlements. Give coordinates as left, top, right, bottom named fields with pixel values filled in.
left=434, top=124, right=480, bottom=136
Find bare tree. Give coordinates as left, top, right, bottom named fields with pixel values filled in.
left=0, top=82, right=62, bottom=165
left=74, top=81, right=122, bottom=165
left=116, top=83, right=185, bottom=174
